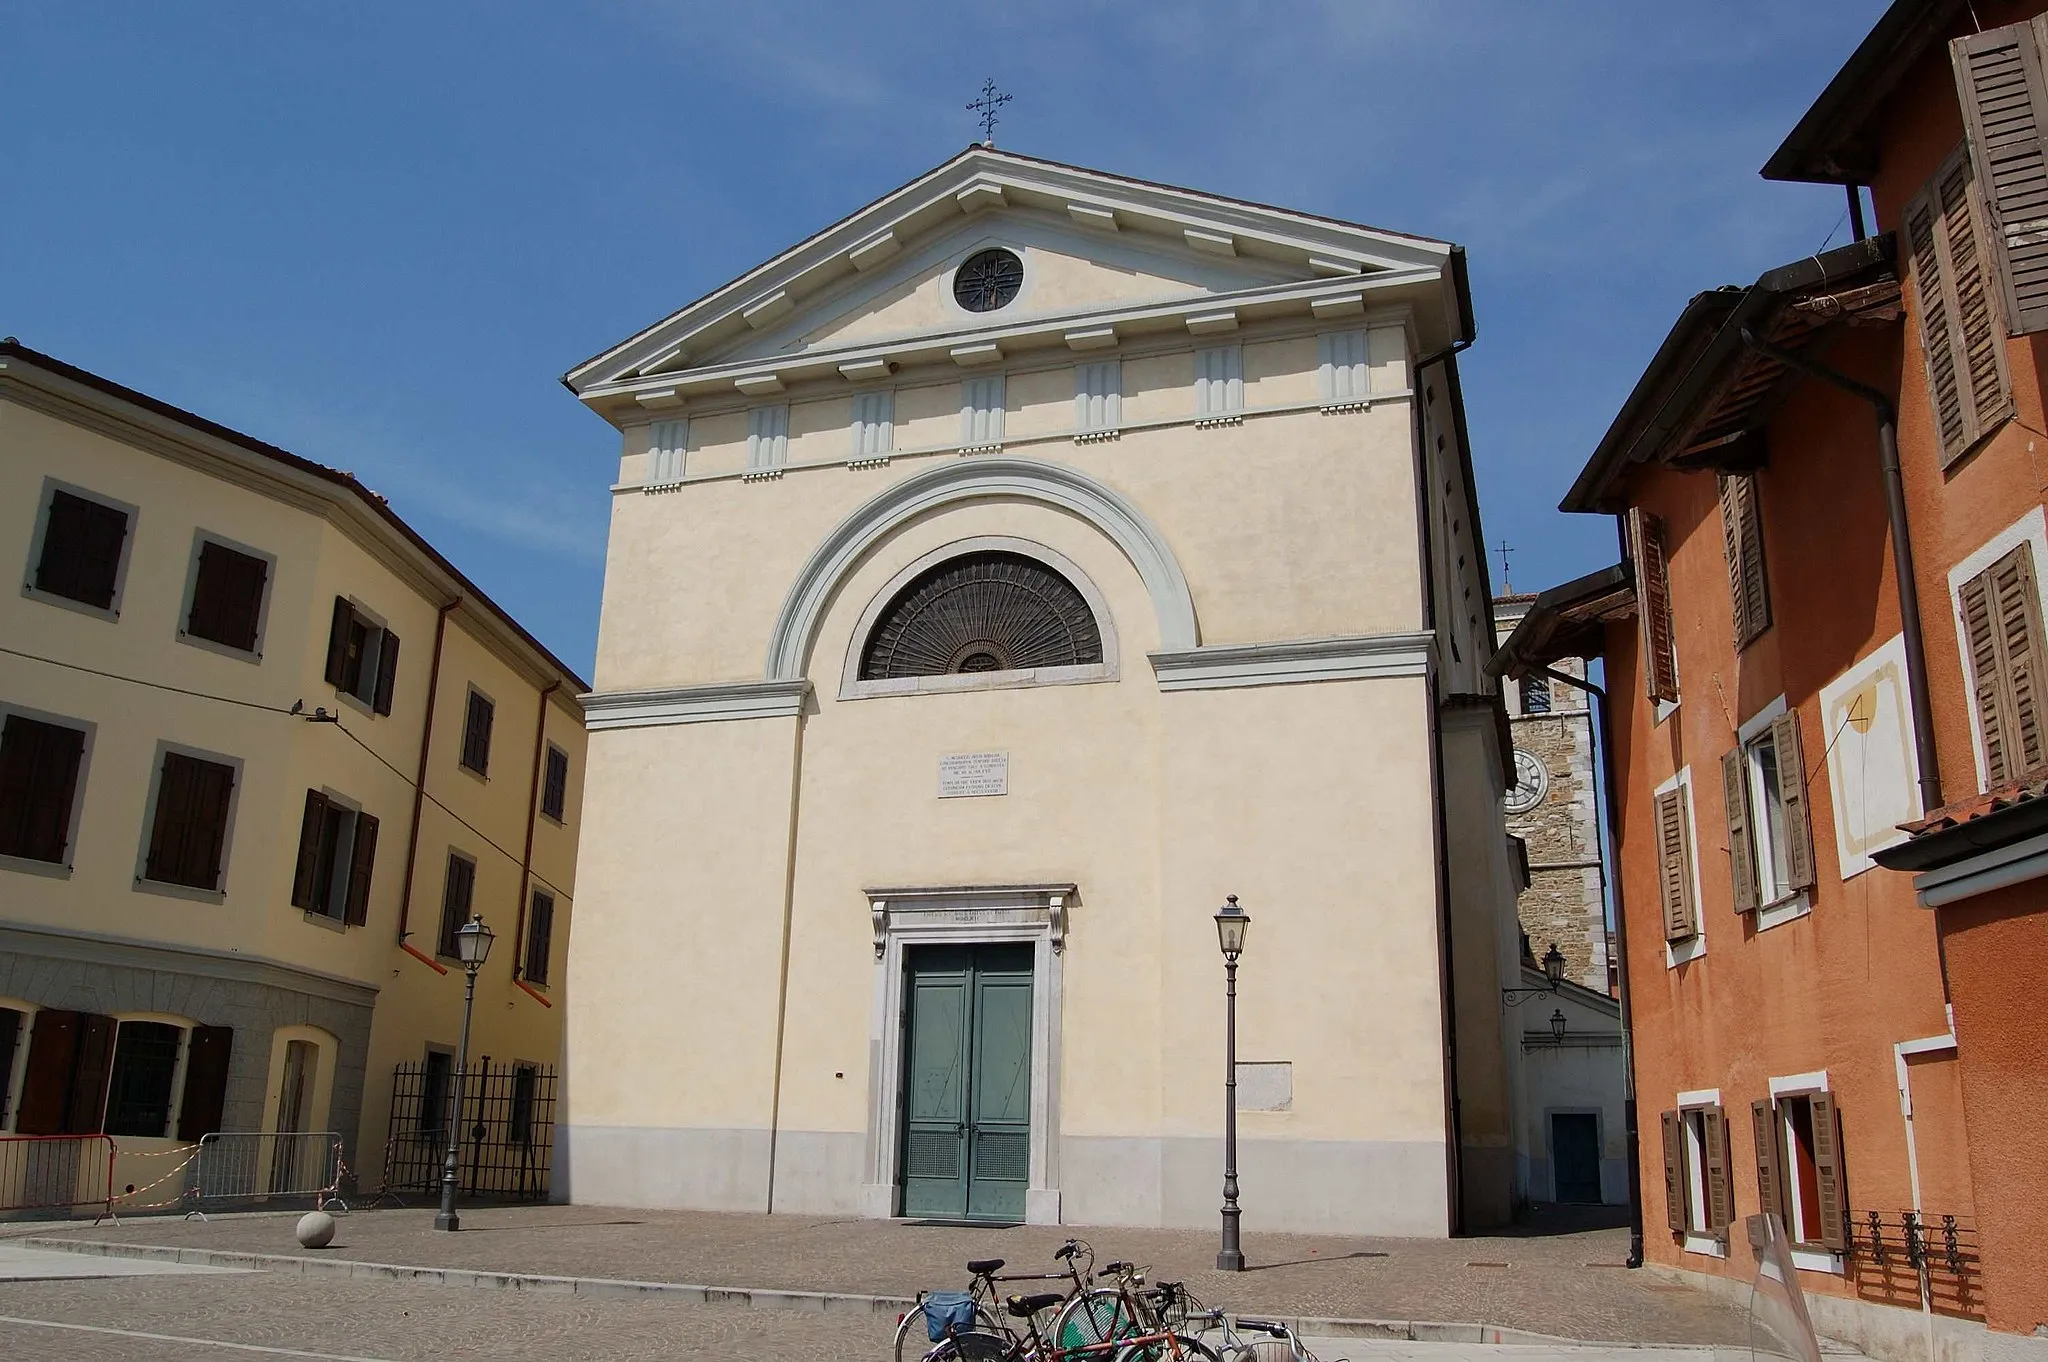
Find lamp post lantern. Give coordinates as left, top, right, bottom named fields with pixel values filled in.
left=1214, top=894, right=1250, bottom=1272
left=1541, top=943, right=1566, bottom=990
left=434, top=914, right=494, bottom=1232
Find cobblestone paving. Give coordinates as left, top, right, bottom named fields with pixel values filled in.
left=0, top=1272, right=899, bottom=1361
left=19, top=1205, right=1753, bottom=1346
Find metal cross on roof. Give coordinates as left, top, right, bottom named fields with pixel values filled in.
left=1497, top=539, right=1514, bottom=594
left=968, top=79, right=1012, bottom=147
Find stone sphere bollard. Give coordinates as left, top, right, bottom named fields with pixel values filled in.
left=295, top=1210, right=337, bottom=1250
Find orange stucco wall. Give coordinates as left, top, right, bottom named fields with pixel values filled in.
left=1602, top=2, right=2048, bottom=1335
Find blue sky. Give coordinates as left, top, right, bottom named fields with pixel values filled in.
left=4, top=1, right=1889, bottom=677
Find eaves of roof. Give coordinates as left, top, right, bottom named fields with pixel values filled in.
left=1485, top=562, right=1634, bottom=680
left=0, top=338, right=589, bottom=695
left=1761, top=0, right=1968, bottom=185
left=1558, top=234, right=1900, bottom=516
left=1874, top=777, right=2048, bottom=872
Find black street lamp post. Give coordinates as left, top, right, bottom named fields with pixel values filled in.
left=1214, top=895, right=1250, bottom=1272
left=434, top=915, right=494, bottom=1232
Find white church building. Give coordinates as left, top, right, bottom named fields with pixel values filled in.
left=558, top=147, right=1536, bottom=1234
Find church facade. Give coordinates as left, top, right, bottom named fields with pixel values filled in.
left=559, top=148, right=1526, bottom=1234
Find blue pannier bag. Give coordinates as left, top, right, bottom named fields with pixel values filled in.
left=926, top=1291, right=977, bottom=1342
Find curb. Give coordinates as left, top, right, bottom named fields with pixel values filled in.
left=19, top=1237, right=1727, bottom=1352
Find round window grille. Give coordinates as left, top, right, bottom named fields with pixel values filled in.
left=860, top=551, right=1102, bottom=680
left=953, top=248, right=1025, bottom=313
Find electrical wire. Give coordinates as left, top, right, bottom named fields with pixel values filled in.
left=1, top=641, right=570, bottom=904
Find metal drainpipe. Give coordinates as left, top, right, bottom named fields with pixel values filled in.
left=1738, top=328, right=1943, bottom=813
left=398, top=598, right=462, bottom=948
left=1535, top=665, right=1644, bottom=1268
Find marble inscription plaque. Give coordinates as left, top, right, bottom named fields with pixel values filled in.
left=938, top=751, right=1009, bottom=798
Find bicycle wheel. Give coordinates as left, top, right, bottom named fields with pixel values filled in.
left=1053, top=1288, right=1143, bottom=1353
left=896, top=1302, right=1009, bottom=1362
left=1112, top=1335, right=1224, bottom=1362
left=927, top=1329, right=1019, bottom=1362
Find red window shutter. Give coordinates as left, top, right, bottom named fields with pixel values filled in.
left=1770, top=711, right=1817, bottom=891
left=1722, top=746, right=1759, bottom=913
left=343, top=811, right=379, bottom=926
left=324, top=598, right=354, bottom=688
left=291, top=789, right=328, bottom=910
left=65, top=1013, right=116, bottom=1134
left=1752, top=1099, right=1787, bottom=1227
left=1703, top=1106, right=1734, bottom=1236
left=1951, top=20, right=2048, bottom=335
left=1661, top=1110, right=1687, bottom=1233
left=15, top=1010, right=81, bottom=1136
left=1628, top=508, right=1680, bottom=704
left=1809, top=1093, right=1848, bottom=1251
left=372, top=631, right=401, bottom=716
left=175, top=1025, right=234, bottom=1143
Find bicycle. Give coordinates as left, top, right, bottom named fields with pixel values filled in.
left=1051, top=1260, right=1206, bottom=1355
left=895, top=1238, right=1099, bottom=1362
left=1184, top=1311, right=1339, bottom=1362
left=927, top=1291, right=1221, bottom=1362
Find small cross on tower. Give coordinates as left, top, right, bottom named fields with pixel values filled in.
left=968, top=79, right=1012, bottom=147
left=1497, top=539, right=1514, bottom=594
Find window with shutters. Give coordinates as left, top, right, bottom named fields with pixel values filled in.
left=1757, top=1082, right=1848, bottom=1258
left=850, top=390, right=894, bottom=459
left=140, top=748, right=239, bottom=894
left=1905, top=146, right=2015, bottom=467
left=1951, top=18, right=2048, bottom=338
left=459, top=689, right=494, bottom=777
left=540, top=744, right=569, bottom=824
left=1653, top=774, right=1702, bottom=956
left=437, top=851, right=477, bottom=959
left=1719, top=474, right=1772, bottom=648
left=323, top=597, right=401, bottom=715
left=1074, top=361, right=1121, bottom=439
left=1661, top=1100, right=1734, bottom=1249
left=103, top=1020, right=184, bottom=1138
left=961, top=376, right=1005, bottom=450
left=1628, top=508, right=1681, bottom=708
left=26, top=482, right=137, bottom=618
left=1194, top=344, right=1244, bottom=422
left=0, top=709, right=91, bottom=869
left=1724, top=703, right=1817, bottom=927
left=15, top=1009, right=116, bottom=1135
left=523, top=889, right=555, bottom=987
left=1957, top=541, right=2048, bottom=787
left=179, top=534, right=272, bottom=658
left=290, top=788, right=378, bottom=926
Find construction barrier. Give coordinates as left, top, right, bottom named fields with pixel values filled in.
left=186, top=1131, right=346, bottom=1216
left=0, top=1134, right=117, bottom=1220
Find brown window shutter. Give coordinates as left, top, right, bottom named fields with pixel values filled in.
left=542, top=747, right=569, bottom=822
left=1752, top=1098, right=1787, bottom=1226
left=291, top=789, right=328, bottom=910
left=1703, top=1105, right=1734, bottom=1235
left=324, top=598, right=354, bottom=687
left=1960, top=568, right=2018, bottom=781
left=1770, top=711, right=1817, bottom=890
left=343, top=812, right=379, bottom=926
left=187, top=542, right=267, bottom=653
left=439, top=854, right=475, bottom=956
left=1719, top=475, right=1771, bottom=647
left=1809, top=1093, right=1849, bottom=1250
left=1907, top=148, right=2016, bottom=466
left=189, top=760, right=236, bottom=890
left=0, top=715, right=86, bottom=865
left=1721, top=746, right=1759, bottom=913
left=36, top=491, right=129, bottom=610
left=175, top=1025, right=233, bottom=1142
left=1661, top=1109, right=1687, bottom=1232
left=1952, top=20, right=2048, bottom=335
left=1655, top=786, right=1698, bottom=941
left=1628, top=508, right=1680, bottom=703
left=146, top=753, right=198, bottom=884
left=15, top=1010, right=81, bottom=1136
left=1991, top=543, right=2048, bottom=778
left=372, top=631, right=401, bottom=716
left=65, top=1012, right=116, bottom=1134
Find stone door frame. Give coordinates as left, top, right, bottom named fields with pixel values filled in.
left=860, top=883, right=1071, bottom=1225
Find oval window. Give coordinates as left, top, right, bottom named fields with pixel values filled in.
left=953, top=249, right=1025, bottom=313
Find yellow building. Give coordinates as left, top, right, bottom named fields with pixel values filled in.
left=560, top=149, right=1533, bottom=1233
left=0, top=339, right=585, bottom=1208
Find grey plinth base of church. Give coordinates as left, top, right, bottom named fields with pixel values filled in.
left=556, top=146, right=1539, bottom=1235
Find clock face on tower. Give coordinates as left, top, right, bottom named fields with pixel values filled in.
left=1504, top=749, right=1549, bottom=815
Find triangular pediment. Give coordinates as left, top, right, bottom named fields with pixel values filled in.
left=567, top=146, right=1459, bottom=399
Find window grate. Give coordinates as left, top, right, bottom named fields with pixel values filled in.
left=383, top=1058, right=555, bottom=1200
left=860, top=552, right=1102, bottom=680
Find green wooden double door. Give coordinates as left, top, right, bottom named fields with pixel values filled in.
left=900, top=943, right=1034, bottom=1221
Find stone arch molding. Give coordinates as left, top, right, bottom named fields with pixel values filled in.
left=766, top=457, right=1198, bottom=682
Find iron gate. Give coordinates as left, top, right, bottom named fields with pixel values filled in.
left=383, top=1058, right=555, bottom=1201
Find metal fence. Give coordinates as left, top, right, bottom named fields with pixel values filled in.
left=382, top=1059, right=555, bottom=1202
left=1848, top=1208, right=1983, bottom=1321
left=0, top=1134, right=116, bottom=1219
left=186, top=1132, right=345, bottom=1215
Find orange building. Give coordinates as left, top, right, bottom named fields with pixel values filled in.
left=1493, top=4, right=2048, bottom=1359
